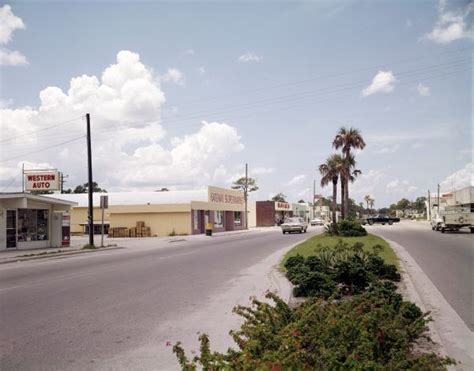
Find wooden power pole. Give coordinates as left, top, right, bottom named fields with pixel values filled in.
left=86, top=113, right=94, bottom=246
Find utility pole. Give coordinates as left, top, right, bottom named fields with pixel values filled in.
left=428, top=189, right=431, bottom=220
left=60, top=173, right=69, bottom=194
left=244, top=163, right=248, bottom=229
left=21, top=163, right=24, bottom=192
left=313, top=179, right=316, bottom=219
left=437, top=183, right=440, bottom=213
left=86, top=113, right=94, bottom=246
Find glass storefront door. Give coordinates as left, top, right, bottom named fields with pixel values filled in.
left=6, top=210, right=17, bottom=249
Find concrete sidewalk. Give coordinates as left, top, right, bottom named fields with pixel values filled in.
left=0, top=227, right=277, bottom=264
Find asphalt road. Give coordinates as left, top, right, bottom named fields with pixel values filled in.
left=0, top=228, right=318, bottom=370
left=368, top=221, right=474, bottom=331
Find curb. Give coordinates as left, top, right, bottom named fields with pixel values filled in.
left=0, top=246, right=124, bottom=265
left=385, top=238, right=474, bottom=370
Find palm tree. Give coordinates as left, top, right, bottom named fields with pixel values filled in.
left=333, top=127, right=366, bottom=219
left=369, top=198, right=375, bottom=213
left=364, top=195, right=371, bottom=213
left=319, top=154, right=343, bottom=227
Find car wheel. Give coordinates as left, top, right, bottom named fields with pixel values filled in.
left=282, top=231, right=286, bottom=234
left=470, top=228, right=474, bottom=234
left=368, top=220, right=373, bottom=225
left=382, top=223, right=385, bottom=225
left=388, top=221, right=393, bottom=225
left=441, top=228, right=445, bottom=233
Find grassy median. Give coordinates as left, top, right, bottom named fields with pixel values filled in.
left=281, top=233, right=398, bottom=269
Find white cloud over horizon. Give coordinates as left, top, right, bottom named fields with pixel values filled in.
left=424, top=0, right=474, bottom=44
left=362, top=71, right=396, bottom=97
left=0, top=50, right=245, bottom=191
left=238, top=52, right=263, bottom=63
left=0, top=5, right=28, bottom=66
left=161, top=68, right=185, bottom=86
left=285, top=174, right=307, bottom=186
left=417, top=83, right=431, bottom=96
left=440, top=162, right=474, bottom=191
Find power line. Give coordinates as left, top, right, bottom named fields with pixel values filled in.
left=0, top=173, right=21, bottom=192
left=0, top=116, right=83, bottom=144
left=0, top=135, right=86, bottom=163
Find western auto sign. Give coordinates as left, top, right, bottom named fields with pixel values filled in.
left=25, top=171, right=60, bottom=191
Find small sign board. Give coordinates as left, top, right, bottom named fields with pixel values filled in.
left=25, top=171, right=60, bottom=191
left=100, top=195, right=109, bottom=209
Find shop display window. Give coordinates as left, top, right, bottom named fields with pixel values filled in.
left=234, top=211, right=242, bottom=226
left=214, top=210, right=224, bottom=228
left=17, top=209, right=49, bottom=242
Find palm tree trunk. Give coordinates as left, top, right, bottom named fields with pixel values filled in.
left=344, top=177, right=349, bottom=218
left=340, top=178, right=345, bottom=220
left=332, top=177, right=337, bottom=227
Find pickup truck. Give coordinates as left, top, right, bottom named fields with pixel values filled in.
left=366, top=214, right=400, bottom=225
left=432, top=206, right=474, bottom=233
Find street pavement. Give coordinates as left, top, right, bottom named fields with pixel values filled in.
left=0, top=227, right=320, bottom=370
left=367, top=221, right=473, bottom=331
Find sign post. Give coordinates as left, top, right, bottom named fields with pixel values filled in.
left=100, top=195, right=108, bottom=248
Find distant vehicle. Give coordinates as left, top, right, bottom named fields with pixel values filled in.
left=366, top=214, right=400, bottom=225
left=281, top=217, right=308, bottom=234
left=432, top=206, right=474, bottom=233
left=310, top=218, right=324, bottom=226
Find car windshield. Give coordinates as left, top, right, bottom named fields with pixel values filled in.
left=285, top=217, right=302, bottom=223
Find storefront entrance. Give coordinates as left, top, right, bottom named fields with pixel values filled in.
left=6, top=210, right=16, bottom=249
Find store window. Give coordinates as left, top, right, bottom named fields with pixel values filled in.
left=17, top=209, right=49, bottom=242
left=193, top=210, right=199, bottom=230
left=234, top=211, right=242, bottom=226
left=204, top=210, right=210, bottom=225
left=214, top=210, right=224, bottom=228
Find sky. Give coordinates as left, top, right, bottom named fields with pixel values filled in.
left=0, top=0, right=472, bottom=208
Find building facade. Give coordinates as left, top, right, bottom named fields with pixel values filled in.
left=0, top=193, right=76, bottom=251
left=256, top=201, right=293, bottom=227
left=50, top=186, right=247, bottom=237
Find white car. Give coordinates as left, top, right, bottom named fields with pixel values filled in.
left=310, top=218, right=324, bottom=226
left=281, top=217, right=308, bottom=234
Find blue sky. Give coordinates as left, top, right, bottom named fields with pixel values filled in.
left=0, top=0, right=472, bottom=207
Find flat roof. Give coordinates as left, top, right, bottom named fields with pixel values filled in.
left=0, top=192, right=78, bottom=206
left=47, top=190, right=209, bottom=207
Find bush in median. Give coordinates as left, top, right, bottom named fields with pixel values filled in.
left=284, top=240, right=400, bottom=298
left=173, top=284, right=453, bottom=370
left=326, top=219, right=368, bottom=237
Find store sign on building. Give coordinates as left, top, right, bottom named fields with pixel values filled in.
left=25, top=171, right=60, bottom=191
left=208, top=186, right=245, bottom=205
left=275, top=201, right=292, bottom=211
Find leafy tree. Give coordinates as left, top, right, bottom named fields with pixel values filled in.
left=319, top=154, right=343, bottom=228
left=73, top=182, right=107, bottom=193
left=271, top=193, right=287, bottom=202
left=413, top=196, right=427, bottom=212
left=396, top=198, right=411, bottom=212
left=333, top=127, right=366, bottom=219
left=155, top=187, right=170, bottom=192
left=298, top=199, right=306, bottom=203
left=232, top=177, right=259, bottom=229
left=378, top=207, right=389, bottom=214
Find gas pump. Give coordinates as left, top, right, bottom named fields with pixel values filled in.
left=62, top=213, right=71, bottom=247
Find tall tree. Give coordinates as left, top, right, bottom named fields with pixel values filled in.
left=333, top=127, right=366, bottom=219
left=319, top=154, right=343, bottom=228
left=231, top=177, right=259, bottom=208
left=271, top=193, right=287, bottom=202
left=364, top=194, right=371, bottom=212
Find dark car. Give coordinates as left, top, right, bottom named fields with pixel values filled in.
left=366, top=214, right=400, bottom=225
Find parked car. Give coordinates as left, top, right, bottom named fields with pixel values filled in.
left=310, top=218, right=324, bottom=226
left=281, top=217, right=308, bottom=234
left=366, top=214, right=400, bottom=225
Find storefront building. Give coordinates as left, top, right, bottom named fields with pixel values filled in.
left=50, top=186, right=246, bottom=237
left=0, top=193, right=76, bottom=251
left=256, top=201, right=293, bottom=227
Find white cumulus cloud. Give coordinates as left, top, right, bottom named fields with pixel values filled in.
left=440, top=162, right=474, bottom=191
left=362, top=71, right=397, bottom=97
left=0, top=5, right=27, bottom=66
left=424, top=0, right=474, bottom=44
left=0, top=50, right=245, bottom=191
left=161, top=68, right=185, bottom=86
left=238, top=52, right=263, bottom=63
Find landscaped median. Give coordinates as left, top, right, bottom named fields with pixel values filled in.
left=172, top=221, right=454, bottom=370
left=280, top=233, right=399, bottom=269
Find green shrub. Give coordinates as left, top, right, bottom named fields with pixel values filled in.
left=173, top=286, right=454, bottom=370
left=284, top=241, right=400, bottom=298
left=325, top=219, right=368, bottom=237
